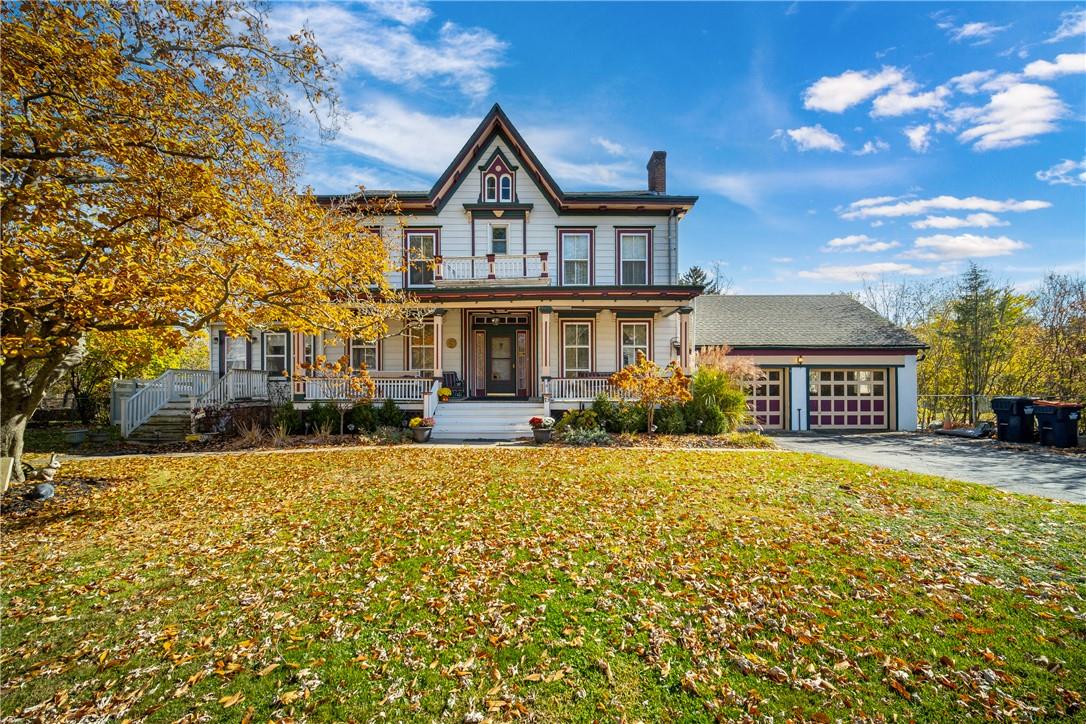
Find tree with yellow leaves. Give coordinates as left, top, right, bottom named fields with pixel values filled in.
left=1, top=1, right=410, bottom=477
left=298, top=353, right=377, bottom=435
left=609, top=351, right=692, bottom=434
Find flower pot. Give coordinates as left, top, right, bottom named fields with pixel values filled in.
left=439, top=395, right=450, bottom=402
left=64, top=429, right=88, bottom=447
left=412, top=426, right=433, bottom=443
left=532, top=428, right=553, bottom=443
left=87, top=429, right=111, bottom=444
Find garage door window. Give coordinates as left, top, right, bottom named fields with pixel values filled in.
left=808, top=369, right=886, bottom=428
left=742, top=368, right=783, bottom=428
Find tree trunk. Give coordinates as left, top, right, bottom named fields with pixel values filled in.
left=1, top=338, right=88, bottom=482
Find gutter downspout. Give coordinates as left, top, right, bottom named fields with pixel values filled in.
left=667, top=208, right=676, bottom=284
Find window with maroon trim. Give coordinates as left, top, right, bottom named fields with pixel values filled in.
left=562, top=322, right=592, bottom=375
left=499, top=174, right=512, bottom=202
left=559, top=230, right=590, bottom=286
left=484, top=175, right=497, bottom=202
left=406, top=231, right=436, bottom=287
left=618, top=231, right=650, bottom=285
left=350, top=339, right=379, bottom=371
left=619, top=321, right=650, bottom=367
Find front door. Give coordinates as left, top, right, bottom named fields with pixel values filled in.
left=486, top=328, right=516, bottom=395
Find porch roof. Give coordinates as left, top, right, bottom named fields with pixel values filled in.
left=411, top=285, right=701, bottom=303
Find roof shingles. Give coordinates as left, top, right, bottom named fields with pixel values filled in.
left=694, top=294, right=923, bottom=349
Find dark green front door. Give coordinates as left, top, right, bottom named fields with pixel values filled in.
left=486, top=327, right=516, bottom=395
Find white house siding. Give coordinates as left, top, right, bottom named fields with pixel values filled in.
left=375, top=137, right=678, bottom=291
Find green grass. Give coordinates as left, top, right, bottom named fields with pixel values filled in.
left=2, top=448, right=1084, bottom=721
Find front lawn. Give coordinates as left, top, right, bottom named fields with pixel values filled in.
left=2, top=448, right=1083, bottom=721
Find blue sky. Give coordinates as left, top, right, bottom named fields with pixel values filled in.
left=271, top=1, right=1086, bottom=293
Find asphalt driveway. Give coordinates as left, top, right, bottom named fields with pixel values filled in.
left=774, top=432, right=1086, bottom=504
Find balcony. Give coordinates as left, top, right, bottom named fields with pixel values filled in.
left=434, top=252, right=550, bottom=287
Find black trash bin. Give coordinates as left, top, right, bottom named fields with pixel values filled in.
left=1030, top=401, right=1081, bottom=448
left=990, top=396, right=1035, bottom=443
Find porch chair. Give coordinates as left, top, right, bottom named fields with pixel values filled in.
left=442, top=371, right=466, bottom=399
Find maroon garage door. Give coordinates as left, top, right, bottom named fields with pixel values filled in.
left=808, top=368, right=888, bottom=430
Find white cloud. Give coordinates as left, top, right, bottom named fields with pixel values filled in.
left=822, top=234, right=900, bottom=253
left=1045, top=8, right=1086, bottom=43
left=947, top=21, right=1011, bottom=45
left=957, top=83, right=1068, bottom=150
left=360, top=0, right=433, bottom=25
left=774, top=124, right=845, bottom=151
left=1023, top=53, right=1086, bottom=79
left=803, top=67, right=906, bottom=112
left=854, top=139, right=890, bottom=155
left=839, top=194, right=1051, bottom=220
left=904, top=124, right=932, bottom=153
left=1036, top=158, right=1086, bottom=186
left=902, top=233, right=1027, bottom=260
left=910, top=213, right=1009, bottom=229
left=591, top=137, right=627, bottom=156
left=949, top=70, right=996, bottom=94
left=871, top=84, right=950, bottom=117
left=267, top=4, right=506, bottom=99
left=798, top=262, right=927, bottom=281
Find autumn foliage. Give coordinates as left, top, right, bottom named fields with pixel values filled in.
left=0, top=1, right=408, bottom=474
left=609, top=351, right=692, bottom=433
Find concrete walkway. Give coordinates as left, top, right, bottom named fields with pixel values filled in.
left=773, top=432, right=1086, bottom=504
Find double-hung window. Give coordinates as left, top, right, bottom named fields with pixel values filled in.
left=406, top=231, right=436, bottom=287
left=562, top=322, right=592, bottom=375
left=619, top=322, right=650, bottom=367
left=264, top=332, right=287, bottom=375
left=619, top=231, right=649, bottom=285
left=499, top=175, right=512, bottom=202
left=409, top=322, right=435, bottom=372
left=490, top=225, right=508, bottom=255
left=484, top=175, right=497, bottom=202
left=350, top=339, right=378, bottom=371
left=560, top=231, right=590, bottom=286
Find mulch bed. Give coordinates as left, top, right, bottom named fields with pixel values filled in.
left=548, top=432, right=776, bottom=449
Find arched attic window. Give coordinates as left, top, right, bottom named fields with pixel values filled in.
left=484, top=174, right=497, bottom=202
left=499, top=174, right=512, bottom=202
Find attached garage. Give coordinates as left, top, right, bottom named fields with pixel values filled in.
left=693, top=295, right=924, bottom=433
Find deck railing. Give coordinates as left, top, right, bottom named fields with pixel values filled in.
left=436, top=252, right=549, bottom=283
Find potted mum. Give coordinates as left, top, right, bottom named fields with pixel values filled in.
left=438, top=386, right=452, bottom=402
left=529, top=415, right=555, bottom=443
left=408, top=416, right=435, bottom=443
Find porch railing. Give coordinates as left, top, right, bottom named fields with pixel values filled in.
left=194, top=369, right=270, bottom=409
left=436, top=252, right=549, bottom=283
left=546, top=376, right=633, bottom=402
left=303, top=376, right=434, bottom=403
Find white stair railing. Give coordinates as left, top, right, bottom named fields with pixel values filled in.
left=422, top=377, right=442, bottom=418
left=120, top=368, right=216, bottom=437
left=193, top=369, right=270, bottom=409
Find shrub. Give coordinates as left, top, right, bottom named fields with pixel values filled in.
left=591, top=394, right=619, bottom=431
left=554, top=408, right=599, bottom=431
left=273, top=401, right=301, bottom=435
left=685, top=367, right=748, bottom=434
left=654, top=403, right=687, bottom=434
left=559, top=426, right=611, bottom=446
left=307, top=400, right=339, bottom=434
left=376, top=398, right=404, bottom=428
left=348, top=402, right=378, bottom=433
left=614, top=402, right=646, bottom=433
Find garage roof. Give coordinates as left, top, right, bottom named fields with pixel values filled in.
left=694, top=294, right=924, bottom=349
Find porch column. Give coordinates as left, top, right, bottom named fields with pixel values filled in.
left=538, top=307, right=552, bottom=378
left=432, top=309, right=445, bottom=378
left=678, top=306, right=693, bottom=372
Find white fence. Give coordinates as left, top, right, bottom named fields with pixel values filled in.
left=437, top=253, right=548, bottom=282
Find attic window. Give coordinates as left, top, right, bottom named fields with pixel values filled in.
left=484, top=175, right=497, bottom=202
left=499, top=174, right=512, bottom=202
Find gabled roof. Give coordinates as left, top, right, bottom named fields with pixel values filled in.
left=694, top=294, right=925, bottom=349
left=315, top=104, right=698, bottom=215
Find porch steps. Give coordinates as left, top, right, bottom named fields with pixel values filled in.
left=126, top=400, right=193, bottom=444
left=431, top=401, right=543, bottom=441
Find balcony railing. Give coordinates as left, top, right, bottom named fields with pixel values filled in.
left=434, top=252, right=549, bottom=286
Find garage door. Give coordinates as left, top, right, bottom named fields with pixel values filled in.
left=808, top=368, right=888, bottom=429
left=743, top=368, right=785, bottom=429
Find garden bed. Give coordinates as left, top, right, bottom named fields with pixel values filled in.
left=547, top=431, right=775, bottom=449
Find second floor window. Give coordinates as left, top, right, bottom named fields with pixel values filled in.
left=484, top=175, right=497, bottom=202
left=407, top=231, right=436, bottom=287
left=491, top=225, right=507, bottom=254
left=561, top=231, right=590, bottom=286
left=499, top=174, right=512, bottom=201
left=619, top=232, right=649, bottom=285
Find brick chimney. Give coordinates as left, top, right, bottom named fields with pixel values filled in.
left=647, top=151, right=666, bottom=194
